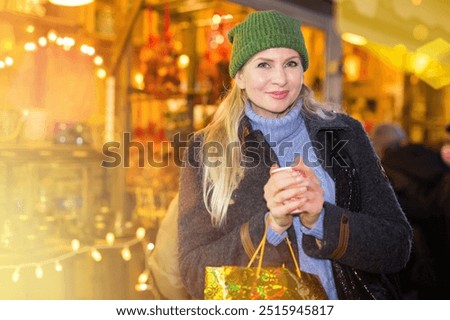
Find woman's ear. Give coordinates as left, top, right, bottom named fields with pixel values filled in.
left=234, top=70, right=246, bottom=89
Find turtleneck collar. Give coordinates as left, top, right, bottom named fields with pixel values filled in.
left=245, top=99, right=304, bottom=143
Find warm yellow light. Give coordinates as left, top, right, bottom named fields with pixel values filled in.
left=4, top=56, right=13, bottom=66
left=138, top=270, right=149, bottom=284
left=35, top=265, right=44, bottom=279
left=62, top=37, right=75, bottom=47
left=48, top=30, right=58, bottom=42
left=136, top=227, right=146, bottom=240
left=105, top=232, right=115, bottom=245
left=81, top=44, right=95, bottom=56
left=24, top=42, right=37, bottom=52
left=12, top=268, right=20, bottom=283
left=48, top=0, right=93, bottom=6
left=71, top=239, right=80, bottom=251
left=412, top=53, right=430, bottom=74
left=121, top=247, right=132, bottom=261
left=215, top=35, right=224, bottom=44
left=341, top=32, right=367, bottom=46
left=212, top=14, right=221, bottom=25
left=91, top=249, right=102, bottom=262
left=344, top=54, right=361, bottom=82
left=177, top=54, right=190, bottom=69
left=135, top=283, right=149, bottom=291
left=38, top=37, right=48, bottom=47
left=134, top=73, right=144, bottom=85
left=26, top=25, right=35, bottom=33
left=0, top=61, right=5, bottom=69
left=94, top=55, right=104, bottom=66
left=96, top=68, right=107, bottom=79
left=147, top=242, right=155, bottom=251
left=55, top=262, right=63, bottom=272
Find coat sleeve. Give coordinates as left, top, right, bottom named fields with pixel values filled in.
left=303, top=116, right=412, bottom=274
left=177, top=138, right=267, bottom=299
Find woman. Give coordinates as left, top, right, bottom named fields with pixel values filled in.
left=178, top=10, right=412, bottom=299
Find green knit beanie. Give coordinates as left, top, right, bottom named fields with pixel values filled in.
left=228, top=10, right=309, bottom=78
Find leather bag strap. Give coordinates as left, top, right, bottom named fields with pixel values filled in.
left=241, top=220, right=302, bottom=278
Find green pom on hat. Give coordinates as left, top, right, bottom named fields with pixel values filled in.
left=228, top=10, right=309, bottom=78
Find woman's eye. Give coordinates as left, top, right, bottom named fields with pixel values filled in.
left=257, top=62, right=270, bottom=68
left=286, top=61, right=299, bottom=67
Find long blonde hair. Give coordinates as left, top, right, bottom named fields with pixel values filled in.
left=199, top=83, right=338, bottom=227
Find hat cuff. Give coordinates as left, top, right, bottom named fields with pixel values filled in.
left=229, top=35, right=309, bottom=78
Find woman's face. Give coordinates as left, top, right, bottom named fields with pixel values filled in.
left=235, top=48, right=304, bottom=118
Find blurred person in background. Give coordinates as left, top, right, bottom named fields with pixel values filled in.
left=440, top=124, right=450, bottom=167
left=371, top=123, right=450, bottom=299
left=431, top=124, right=450, bottom=296
left=370, top=123, right=408, bottom=159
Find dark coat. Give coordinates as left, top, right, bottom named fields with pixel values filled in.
left=178, top=110, right=412, bottom=299
left=382, top=144, right=450, bottom=298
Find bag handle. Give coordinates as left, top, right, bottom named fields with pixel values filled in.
left=246, top=219, right=302, bottom=279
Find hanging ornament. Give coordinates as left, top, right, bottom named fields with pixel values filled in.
left=139, top=8, right=160, bottom=63
left=139, top=4, right=181, bottom=99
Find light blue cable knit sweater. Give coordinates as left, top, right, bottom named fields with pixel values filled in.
left=245, top=100, right=338, bottom=299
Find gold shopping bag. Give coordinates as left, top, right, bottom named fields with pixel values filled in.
left=204, top=226, right=327, bottom=300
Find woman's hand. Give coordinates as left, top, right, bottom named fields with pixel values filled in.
left=264, top=157, right=324, bottom=233
left=290, top=157, right=324, bottom=228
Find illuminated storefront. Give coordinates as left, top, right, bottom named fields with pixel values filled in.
left=336, top=0, right=450, bottom=145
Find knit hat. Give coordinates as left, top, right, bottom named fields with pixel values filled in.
left=228, top=10, right=309, bottom=78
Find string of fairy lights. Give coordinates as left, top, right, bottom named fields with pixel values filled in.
left=0, top=227, right=156, bottom=292
left=0, top=19, right=163, bottom=297
left=0, top=24, right=107, bottom=78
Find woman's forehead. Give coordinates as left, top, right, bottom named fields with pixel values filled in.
left=250, top=48, right=300, bottom=60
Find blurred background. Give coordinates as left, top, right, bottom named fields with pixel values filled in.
left=0, top=0, right=449, bottom=299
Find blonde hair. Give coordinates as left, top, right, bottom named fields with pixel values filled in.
left=198, top=83, right=338, bottom=227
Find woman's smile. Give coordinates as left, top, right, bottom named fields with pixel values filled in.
left=268, top=90, right=289, bottom=100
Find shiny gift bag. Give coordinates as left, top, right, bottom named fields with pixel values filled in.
left=204, top=265, right=327, bottom=299
left=204, top=226, right=327, bottom=300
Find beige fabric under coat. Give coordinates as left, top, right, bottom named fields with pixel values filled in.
left=148, top=194, right=190, bottom=299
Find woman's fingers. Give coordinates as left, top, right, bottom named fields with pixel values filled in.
left=269, top=197, right=305, bottom=228
left=265, top=167, right=305, bottom=202
left=271, top=186, right=307, bottom=205
left=265, top=160, right=325, bottom=230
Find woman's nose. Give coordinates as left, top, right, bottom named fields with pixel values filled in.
left=271, top=66, right=287, bottom=85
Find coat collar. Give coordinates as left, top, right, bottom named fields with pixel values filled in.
left=300, top=109, right=351, bottom=137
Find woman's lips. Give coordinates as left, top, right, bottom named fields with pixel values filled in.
left=269, top=90, right=289, bottom=100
